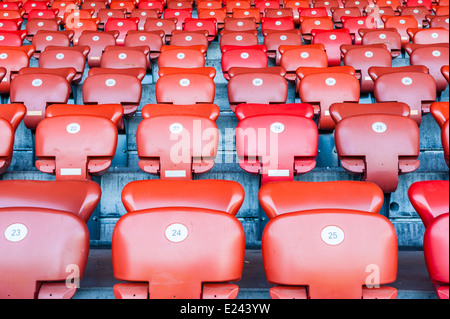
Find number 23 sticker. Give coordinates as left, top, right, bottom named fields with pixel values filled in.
left=4, top=223, right=28, bottom=243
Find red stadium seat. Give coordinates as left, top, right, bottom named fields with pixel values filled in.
left=158, top=45, right=205, bottom=68
left=100, top=45, right=150, bottom=70
left=164, top=8, right=193, bottom=30
left=299, top=16, right=334, bottom=42
left=279, top=44, right=327, bottom=81
left=341, top=44, right=392, bottom=93
left=30, top=30, right=73, bottom=58
left=155, top=72, right=215, bottom=104
left=0, top=30, right=26, bottom=46
left=342, top=16, right=376, bottom=45
left=382, top=15, right=419, bottom=45
left=311, top=29, right=353, bottom=66
left=235, top=114, right=318, bottom=184
left=234, top=103, right=315, bottom=121
left=221, top=17, right=258, bottom=33
left=184, top=17, right=218, bottom=41
left=0, top=103, right=25, bottom=175
left=112, top=179, right=246, bottom=299
left=124, top=30, right=164, bottom=60
left=82, top=73, right=142, bottom=117
left=78, top=30, right=119, bottom=68
left=0, top=18, right=23, bottom=32
left=232, top=8, right=262, bottom=24
left=399, top=6, right=430, bottom=28
left=39, top=46, right=89, bottom=85
left=263, top=31, right=302, bottom=64
left=360, top=28, right=402, bottom=58
left=136, top=115, right=219, bottom=179
left=144, top=18, right=177, bottom=41
left=64, top=18, right=101, bottom=46
left=407, top=27, right=449, bottom=44
left=10, top=73, right=71, bottom=130
left=427, top=15, right=449, bottom=30
left=0, top=45, right=34, bottom=95
left=405, top=43, right=449, bottom=92
left=219, top=31, right=259, bottom=48
left=372, top=69, right=437, bottom=125
left=298, top=70, right=360, bottom=130
left=331, top=7, right=361, bottom=27
left=228, top=72, right=288, bottom=112
left=409, top=180, right=449, bottom=299
left=258, top=180, right=385, bottom=219
left=35, top=115, right=118, bottom=180
left=221, top=45, right=268, bottom=80
left=262, top=208, right=398, bottom=299
left=335, top=114, right=420, bottom=193
left=261, top=16, right=295, bottom=34
left=104, top=17, right=139, bottom=45
left=130, top=9, right=159, bottom=30
left=0, top=179, right=101, bottom=299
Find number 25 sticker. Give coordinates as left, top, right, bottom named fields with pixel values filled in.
left=4, top=223, right=28, bottom=243
left=321, top=226, right=345, bottom=246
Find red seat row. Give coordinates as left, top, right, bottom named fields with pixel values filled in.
left=0, top=174, right=448, bottom=299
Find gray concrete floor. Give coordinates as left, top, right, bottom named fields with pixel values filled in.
left=77, top=248, right=438, bottom=299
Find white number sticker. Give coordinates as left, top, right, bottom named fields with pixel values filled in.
left=32, top=79, right=43, bottom=87
left=5, top=223, right=28, bottom=243
left=179, top=78, right=190, bottom=87
left=372, top=122, right=387, bottom=133
left=165, top=223, right=188, bottom=243
left=271, top=122, right=285, bottom=134
left=67, top=123, right=81, bottom=134
left=105, top=79, right=116, bottom=87
left=169, top=123, right=184, bottom=134
left=253, top=78, right=263, bottom=86
left=321, top=226, right=345, bottom=246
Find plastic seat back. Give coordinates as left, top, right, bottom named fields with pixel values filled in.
left=335, top=114, right=420, bottom=193
left=373, top=71, right=437, bottom=125
left=82, top=73, right=142, bottom=116
left=10, top=73, right=70, bottom=130
left=408, top=44, right=449, bottom=92
left=112, top=206, right=245, bottom=299
left=158, top=47, right=205, bottom=68
left=39, top=47, right=88, bottom=85
left=383, top=15, right=418, bottom=44
left=342, top=44, right=392, bottom=93
left=409, top=27, right=449, bottom=44
left=221, top=46, right=268, bottom=80
left=155, top=73, right=215, bottom=104
left=235, top=114, right=318, bottom=184
left=298, top=72, right=360, bottom=131
left=259, top=180, right=385, bottom=219
left=311, top=29, right=353, bottom=66
left=100, top=46, right=149, bottom=70
left=137, top=115, right=219, bottom=179
left=262, top=209, right=398, bottom=299
left=279, top=45, right=328, bottom=80
left=35, top=115, right=118, bottom=180
left=78, top=31, right=118, bottom=68
left=0, top=207, right=89, bottom=299
left=105, top=17, right=139, bottom=45
left=360, top=28, right=402, bottom=58
left=330, top=102, right=411, bottom=124
left=141, top=103, right=220, bottom=121
left=228, top=72, right=288, bottom=112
